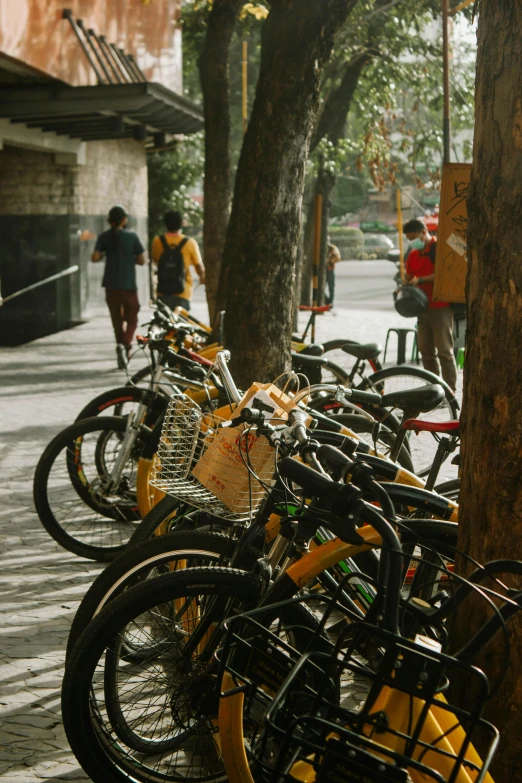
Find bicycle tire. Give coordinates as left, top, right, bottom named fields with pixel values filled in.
left=75, top=385, right=169, bottom=425
left=333, top=413, right=415, bottom=473
left=66, top=530, right=236, bottom=660
left=34, top=416, right=141, bottom=561
left=127, top=495, right=232, bottom=547
left=364, top=366, right=459, bottom=476
left=127, top=364, right=154, bottom=387
left=434, top=477, right=460, bottom=501
left=366, top=366, right=459, bottom=416
left=63, top=566, right=330, bottom=783
left=62, top=568, right=264, bottom=783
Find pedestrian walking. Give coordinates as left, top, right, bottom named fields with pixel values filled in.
left=150, top=210, right=205, bottom=312
left=403, top=218, right=457, bottom=392
left=91, top=205, right=146, bottom=370
left=325, top=237, right=341, bottom=306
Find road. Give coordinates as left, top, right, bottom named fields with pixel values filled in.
left=333, top=260, right=398, bottom=310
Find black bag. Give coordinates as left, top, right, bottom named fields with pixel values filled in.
left=393, top=284, right=429, bottom=318
left=157, top=236, right=189, bottom=296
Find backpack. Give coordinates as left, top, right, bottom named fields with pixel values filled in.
left=157, top=236, right=189, bottom=296
left=393, top=284, right=429, bottom=318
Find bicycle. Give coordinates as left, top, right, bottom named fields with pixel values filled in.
left=61, top=398, right=463, bottom=781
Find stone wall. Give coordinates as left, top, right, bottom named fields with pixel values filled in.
left=0, top=139, right=148, bottom=218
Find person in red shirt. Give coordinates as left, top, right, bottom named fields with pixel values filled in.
left=403, top=218, right=457, bottom=392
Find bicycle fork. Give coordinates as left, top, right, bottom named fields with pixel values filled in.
left=104, top=364, right=163, bottom=492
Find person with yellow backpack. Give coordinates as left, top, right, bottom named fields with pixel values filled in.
left=150, top=210, right=205, bottom=311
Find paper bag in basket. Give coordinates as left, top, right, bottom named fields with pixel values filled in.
left=231, top=382, right=312, bottom=426
left=191, top=425, right=275, bottom=514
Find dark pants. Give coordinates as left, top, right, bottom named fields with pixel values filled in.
left=105, top=289, right=140, bottom=346
left=417, top=307, right=457, bottom=392
left=158, top=294, right=191, bottom=312
left=325, top=268, right=335, bottom=305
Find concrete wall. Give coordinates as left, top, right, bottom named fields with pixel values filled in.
left=0, top=139, right=149, bottom=345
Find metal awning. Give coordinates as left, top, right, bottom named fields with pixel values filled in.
left=0, top=82, right=203, bottom=143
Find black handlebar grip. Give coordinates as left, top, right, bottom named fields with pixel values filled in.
left=278, top=457, right=333, bottom=498
left=314, top=430, right=359, bottom=457
left=345, top=388, right=382, bottom=406
left=240, top=407, right=265, bottom=424
left=155, top=311, right=173, bottom=328
left=317, top=444, right=352, bottom=470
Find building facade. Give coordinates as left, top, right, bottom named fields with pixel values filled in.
left=0, top=0, right=202, bottom=344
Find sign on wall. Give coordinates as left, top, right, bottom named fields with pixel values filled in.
left=433, top=163, right=471, bottom=304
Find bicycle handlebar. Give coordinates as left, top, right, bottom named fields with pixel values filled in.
left=277, top=456, right=402, bottom=634
left=215, top=351, right=242, bottom=404
left=278, top=457, right=333, bottom=498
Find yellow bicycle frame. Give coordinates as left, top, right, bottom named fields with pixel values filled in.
left=218, top=521, right=473, bottom=783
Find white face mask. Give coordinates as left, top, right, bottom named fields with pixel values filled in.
left=409, top=238, right=425, bottom=250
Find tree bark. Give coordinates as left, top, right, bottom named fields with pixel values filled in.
left=218, top=0, right=357, bottom=387
left=458, top=2, right=522, bottom=780
left=198, top=0, right=243, bottom=328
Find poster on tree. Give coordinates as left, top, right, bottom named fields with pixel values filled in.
left=433, top=163, right=471, bottom=304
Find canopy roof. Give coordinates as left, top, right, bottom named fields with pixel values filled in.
left=0, top=82, right=203, bottom=143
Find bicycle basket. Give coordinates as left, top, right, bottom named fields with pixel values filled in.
left=256, top=622, right=498, bottom=783
left=217, top=593, right=345, bottom=760
left=150, top=395, right=277, bottom=522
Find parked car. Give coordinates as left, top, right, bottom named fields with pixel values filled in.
left=362, top=233, right=395, bottom=258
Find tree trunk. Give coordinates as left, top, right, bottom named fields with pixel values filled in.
left=198, top=0, right=242, bottom=328
left=300, top=188, right=315, bottom=306
left=458, top=2, right=522, bottom=780
left=317, top=169, right=336, bottom=306
left=218, top=0, right=357, bottom=387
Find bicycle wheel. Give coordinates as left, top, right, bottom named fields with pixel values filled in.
left=66, top=530, right=236, bottom=660
left=34, top=416, right=141, bottom=561
left=128, top=495, right=233, bottom=547
left=76, top=385, right=169, bottom=426
left=364, top=366, right=459, bottom=477
left=434, top=477, right=460, bottom=501
left=333, top=413, right=414, bottom=472
left=63, top=567, right=328, bottom=783
left=62, top=568, right=264, bottom=783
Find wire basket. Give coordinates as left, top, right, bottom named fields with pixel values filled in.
left=217, top=587, right=499, bottom=783
left=258, top=624, right=498, bottom=783
left=150, top=395, right=277, bottom=522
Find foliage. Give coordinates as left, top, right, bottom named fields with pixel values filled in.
left=147, top=133, right=204, bottom=242
left=311, top=0, right=476, bottom=199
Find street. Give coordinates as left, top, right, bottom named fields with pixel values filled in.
left=333, top=260, right=399, bottom=310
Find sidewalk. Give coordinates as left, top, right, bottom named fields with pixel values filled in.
left=0, top=292, right=460, bottom=781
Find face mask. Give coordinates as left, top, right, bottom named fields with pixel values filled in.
left=409, top=238, right=425, bottom=250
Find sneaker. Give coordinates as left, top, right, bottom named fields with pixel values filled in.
left=116, top=343, right=128, bottom=370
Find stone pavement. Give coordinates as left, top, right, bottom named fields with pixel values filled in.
left=0, top=287, right=461, bottom=782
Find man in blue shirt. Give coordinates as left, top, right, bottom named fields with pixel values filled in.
left=92, top=205, right=146, bottom=369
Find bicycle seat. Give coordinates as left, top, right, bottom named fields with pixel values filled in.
left=403, top=419, right=460, bottom=435
left=342, top=342, right=382, bottom=361
left=381, top=383, right=446, bottom=413
left=291, top=352, right=328, bottom=368
left=297, top=343, right=324, bottom=357
left=298, top=304, right=332, bottom=313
